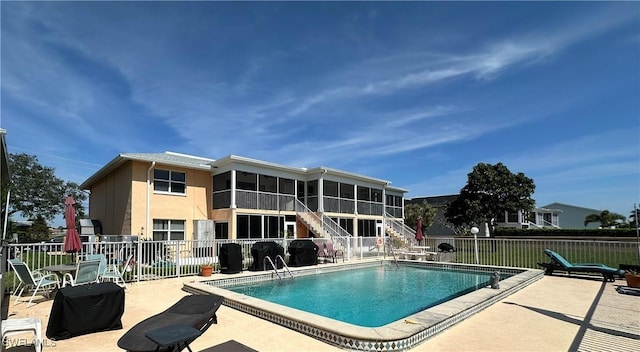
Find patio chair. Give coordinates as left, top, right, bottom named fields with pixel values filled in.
left=101, top=254, right=134, bottom=287
left=324, top=242, right=344, bottom=263
left=8, top=258, right=60, bottom=307
left=62, top=259, right=101, bottom=287
left=117, top=294, right=224, bottom=352
left=86, top=253, right=107, bottom=278
left=538, top=249, right=624, bottom=282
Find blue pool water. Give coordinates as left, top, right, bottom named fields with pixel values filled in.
left=226, top=265, right=508, bottom=327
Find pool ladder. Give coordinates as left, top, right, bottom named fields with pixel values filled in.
left=387, top=238, right=400, bottom=269
left=264, top=255, right=294, bottom=280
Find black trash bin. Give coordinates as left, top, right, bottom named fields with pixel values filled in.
left=249, top=241, right=285, bottom=271
left=288, top=240, right=318, bottom=267
left=220, top=243, right=243, bottom=274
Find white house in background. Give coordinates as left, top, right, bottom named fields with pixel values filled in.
left=494, top=207, right=562, bottom=229
left=409, top=195, right=563, bottom=235
left=540, top=203, right=603, bottom=229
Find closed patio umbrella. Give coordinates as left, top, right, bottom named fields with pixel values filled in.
left=415, top=217, right=423, bottom=245
left=64, top=196, right=81, bottom=257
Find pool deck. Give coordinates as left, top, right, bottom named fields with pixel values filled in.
left=3, top=264, right=639, bottom=352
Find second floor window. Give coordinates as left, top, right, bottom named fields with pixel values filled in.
left=154, top=169, right=186, bottom=194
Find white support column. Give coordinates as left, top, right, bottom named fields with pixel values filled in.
left=231, top=170, right=237, bottom=209
left=354, top=185, right=358, bottom=215
left=318, top=171, right=325, bottom=212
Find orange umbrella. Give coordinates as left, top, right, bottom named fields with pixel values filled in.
left=64, top=196, right=81, bottom=254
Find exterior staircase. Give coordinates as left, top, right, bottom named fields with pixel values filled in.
left=384, top=212, right=414, bottom=249
left=294, top=199, right=351, bottom=254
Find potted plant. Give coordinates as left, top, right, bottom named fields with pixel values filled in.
left=200, top=263, right=214, bottom=277
left=624, top=269, right=640, bottom=288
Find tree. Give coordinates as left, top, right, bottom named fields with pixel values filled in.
left=30, top=215, right=51, bottom=242
left=628, top=208, right=639, bottom=229
left=404, top=201, right=436, bottom=231
left=445, top=162, right=535, bottom=236
left=1, top=153, right=87, bottom=226
left=583, top=210, right=626, bottom=228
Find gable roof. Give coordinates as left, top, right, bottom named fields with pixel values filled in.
left=541, top=202, right=601, bottom=214
left=80, top=151, right=215, bottom=189
left=407, top=194, right=459, bottom=206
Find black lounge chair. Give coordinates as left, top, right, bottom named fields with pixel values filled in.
left=537, top=249, right=624, bottom=282
left=117, top=294, right=224, bottom=352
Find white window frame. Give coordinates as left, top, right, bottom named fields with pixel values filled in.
left=154, top=169, right=186, bottom=195
left=152, top=219, right=185, bottom=241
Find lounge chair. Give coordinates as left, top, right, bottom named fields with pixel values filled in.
left=117, top=294, right=224, bottom=352
left=538, top=249, right=623, bottom=282
left=62, top=259, right=101, bottom=287
left=8, top=259, right=60, bottom=307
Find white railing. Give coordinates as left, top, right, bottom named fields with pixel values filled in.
left=294, top=199, right=351, bottom=256
left=6, top=238, right=637, bottom=289
left=384, top=212, right=414, bottom=245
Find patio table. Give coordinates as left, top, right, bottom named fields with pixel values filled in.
left=43, top=264, right=77, bottom=281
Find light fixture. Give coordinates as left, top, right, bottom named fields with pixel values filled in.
left=471, top=226, right=479, bottom=264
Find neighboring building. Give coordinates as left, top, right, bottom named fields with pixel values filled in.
left=540, top=203, right=602, bottom=229
left=406, top=195, right=458, bottom=236
left=408, top=194, right=563, bottom=236
left=80, top=152, right=407, bottom=242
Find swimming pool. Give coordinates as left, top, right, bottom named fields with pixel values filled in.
left=184, top=260, right=543, bottom=351
left=225, top=265, right=511, bottom=327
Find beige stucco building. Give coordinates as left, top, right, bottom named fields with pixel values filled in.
left=80, top=152, right=407, bottom=243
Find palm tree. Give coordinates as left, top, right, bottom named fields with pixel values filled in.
left=584, top=210, right=626, bottom=228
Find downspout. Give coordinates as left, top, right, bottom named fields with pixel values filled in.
left=137, top=161, right=155, bottom=284
left=146, top=161, right=155, bottom=240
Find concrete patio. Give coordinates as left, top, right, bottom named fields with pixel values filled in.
left=3, top=272, right=639, bottom=352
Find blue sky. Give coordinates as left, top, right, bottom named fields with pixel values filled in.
left=1, top=2, right=639, bottom=226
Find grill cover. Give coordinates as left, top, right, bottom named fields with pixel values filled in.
left=287, top=240, right=318, bottom=267
left=437, top=243, right=456, bottom=252
left=249, top=241, right=284, bottom=271
left=219, top=243, right=243, bottom=274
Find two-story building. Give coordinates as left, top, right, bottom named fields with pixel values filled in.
left=80, top=152, right=407, bottom=243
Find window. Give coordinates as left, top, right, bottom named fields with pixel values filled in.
left=236, top=214, right=263, bottom=239
left=153, top=220, right=185, bottom=240
left=297, top=180, right=305, bottom=201
left=279, top=178, right=295, bottom=195
left=357, top=186, right=370, bottom=201
left=340, top=183, right=354, bottom=199
left=259, top=175, right=277, bottom=193
left=264, top=216, right=284, bottom=238
left=357, top=219, right=377, bottom=237
left=307, top=180, right=318, bottom=196
left=324, top=180, right=338, bottom=197
left=154, top=169, right=186, bottom=194
left=371, top=188, right=383, bottom=203
left=215, top=222, right=228, bottom=239
left=213, top=172, right=231, bottom=192
left=237, top=172, right=257, bottom=191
